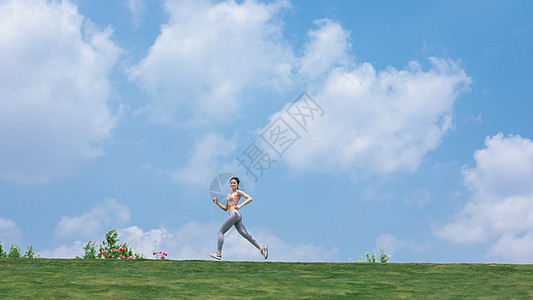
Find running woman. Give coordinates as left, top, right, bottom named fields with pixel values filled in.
left=209, top=177, right=268, bottom=260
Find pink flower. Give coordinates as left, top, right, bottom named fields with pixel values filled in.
left=109, top=254, right=113, bottom=258
left=163, top=252, right=167, bottom=256
left=102, top=250, right=108, bottom=254
left=128, top=256, right=135, bottom=259
left=159, top=251, right=162, bottom=254
left=113, top=249, right=119, bottom=252
left=153, top=252, right=156, bottom=255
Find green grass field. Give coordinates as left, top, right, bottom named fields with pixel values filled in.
left=1, top=259, right=532, bottom=299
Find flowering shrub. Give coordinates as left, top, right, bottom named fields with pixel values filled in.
left=153, top=251, right=168, bottom=260
left=101, top=248, right=135, bottom=260
left=82, top=229, right=142, bottom=260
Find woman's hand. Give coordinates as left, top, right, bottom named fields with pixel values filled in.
left=235, top=204, right=242, bottom=210
left=213, top=197, right=218, bottom=204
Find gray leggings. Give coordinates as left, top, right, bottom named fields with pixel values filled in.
left=218, top=210, right=261, bottom=252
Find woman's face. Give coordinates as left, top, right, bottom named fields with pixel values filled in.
left=230, top=179, right=239, bottom=190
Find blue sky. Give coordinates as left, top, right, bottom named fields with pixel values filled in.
left=1, top=0, right=532, bottom=263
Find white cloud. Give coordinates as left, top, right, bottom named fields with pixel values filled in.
left=298, top=18, right=352, bottom=80
left=490, top=233, right=533, bottom=262
left=130, top=0, right=295, bottom=126
left=117, top=226, right=170, bottom=258
left=171, top=132, right=237, bottom=185
left=376, top=233, right=430, bottom=258
left=165, top=17, right=470, bottom=181
left=146, top=221, right=213, bottom=260
left=435, top=133, right=533, bottom=263
left=462, top=134, right=533, bottom=200
left=55, top=199, right=131, bottom=239
left=124, top=0, right=145, bottom=28
left=0, top=217, right=22, bottom=241
left=40, top=240, right=85, bottom=259
left=0, top=0, right=120, bottom=183
left=133, top=5, right=470, bottom=181
left=267, top=56, right=471, bottom=177
left=254, top=231, right=339, bottom=262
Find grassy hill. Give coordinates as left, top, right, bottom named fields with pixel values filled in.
left=1, top=259, right=532, bottom=299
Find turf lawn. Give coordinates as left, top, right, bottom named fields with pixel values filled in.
left=1, top=259, right=532, bottom=299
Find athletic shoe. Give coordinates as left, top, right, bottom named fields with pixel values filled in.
left=261, top=246, right=268, bottom=259
left=209, top=253, right=221, bottom=260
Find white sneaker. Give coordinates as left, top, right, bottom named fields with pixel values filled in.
left=261, top=246, right=268, bottom=259
left=209, top=253, right=221, bottom=260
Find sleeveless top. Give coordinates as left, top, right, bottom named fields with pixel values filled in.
left=227, top=192, right=239, bottom=205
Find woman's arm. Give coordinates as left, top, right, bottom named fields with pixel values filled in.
left=213, top=197, right=228, bottom=211
left=236, top=191, right=253, bottom=210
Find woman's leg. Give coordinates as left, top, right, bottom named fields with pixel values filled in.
left=217, top=210, right=240, bottom=253
left=234, top=216, right=262, bottom=250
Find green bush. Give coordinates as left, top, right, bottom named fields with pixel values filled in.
left=82, top=241, right=98, bottom=259
left=24, top=245, right=37, bottom=258
left=0, top=241, right=38, bottom=258
left=378, top=245, right=390, bottom=263
left=0, top=240, right=6, bottom=258
left=350, top=245, right=390, bottom=263
left=8, top=244, right=21, bottom=258
left=365, top=250, right=377, bottom=263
